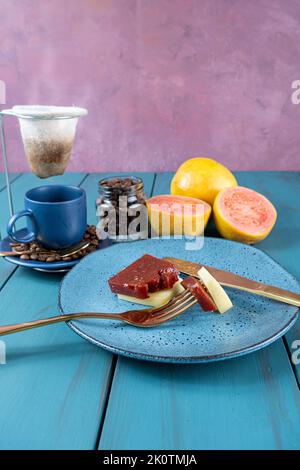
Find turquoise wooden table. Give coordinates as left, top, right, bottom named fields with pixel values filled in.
left=0, top=171, right=299, bottom=450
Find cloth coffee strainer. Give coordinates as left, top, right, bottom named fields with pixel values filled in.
left=3, top=105, right=87, bottom=178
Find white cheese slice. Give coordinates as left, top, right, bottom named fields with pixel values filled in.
left=197, top=267, right=233, bottom=314
left=117, top=279, right=184, bottom=307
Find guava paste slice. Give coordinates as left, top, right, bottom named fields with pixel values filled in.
left=108, top=254, right=179, bottom=299
left=181, top=276, right=217, bottom=312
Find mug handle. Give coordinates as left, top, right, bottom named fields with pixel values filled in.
left=7, top=209, right=37, bottom=243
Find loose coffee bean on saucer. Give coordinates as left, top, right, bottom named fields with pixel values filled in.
left=10, top=225, right=100, bottom=263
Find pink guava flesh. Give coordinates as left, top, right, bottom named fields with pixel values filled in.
left=218, top=187, right=276, bottom=235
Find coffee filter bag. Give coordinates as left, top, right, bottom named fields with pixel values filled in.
left=13, top=105, right=87, bottom=178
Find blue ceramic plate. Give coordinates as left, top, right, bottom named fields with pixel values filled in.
left=0, top=229, right=104, bottom=272
left=59, top=238, right=299, bottom=363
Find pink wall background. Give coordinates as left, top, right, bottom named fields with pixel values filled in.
left=1, top=0, right=300, bottom=173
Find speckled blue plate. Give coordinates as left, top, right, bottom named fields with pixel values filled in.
left=59, top=238, right=299, bottom=363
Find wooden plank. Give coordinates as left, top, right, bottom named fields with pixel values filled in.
left=235, top=172, right=300, bottom=384
left=99, top=171, right=300, bottom=450
left=0, top=172, right=155, bottom=449
left=0, top=173, right=22, bottom=285
left=0, top=254, right=17, bottom=289
left=234, top=172, right=300, bottom=280
left=0, top=173, right=20, bottom=192
left=100, top=342, right=300, bottom=450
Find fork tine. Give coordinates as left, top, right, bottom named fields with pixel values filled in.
left=150, top=298, right=198, bottom=326
left=147, top=289, right=191, bottom=315
left=139, top=298, right=197, bottom=327
left=155, top=291, right=195, bottom=317
left=148, top=291, right=195, bottom=321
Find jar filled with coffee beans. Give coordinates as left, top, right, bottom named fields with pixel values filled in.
left=96, top=176, right=147, bottom=242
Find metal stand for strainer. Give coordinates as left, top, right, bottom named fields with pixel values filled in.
left=0, top=108, right=78, bottom=220
left=0, top=111, right=15, bottom=219
left=0, top=107, right=87, bottom=272
left=0, top=109, right=78, bottom=244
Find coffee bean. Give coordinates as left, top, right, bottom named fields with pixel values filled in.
left=46, top=256, right=56, bottom=262
left=17, top=246, right=27, bottom=252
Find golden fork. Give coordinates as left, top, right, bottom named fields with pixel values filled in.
left=0, top=290, right=197, bottom=336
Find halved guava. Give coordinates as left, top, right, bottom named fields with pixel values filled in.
left=213, top=186, right=277, bottom=244
left=146, top=194, right=211, bottom=237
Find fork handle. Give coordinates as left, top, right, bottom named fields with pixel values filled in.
left=0, top=251, right=31, bottom=257
left=0, top=312, right=121, bottom=336
left=0, top=250, right=52, bottom=257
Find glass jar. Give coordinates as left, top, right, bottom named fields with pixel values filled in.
left=96, top=176, right=148, bottom=242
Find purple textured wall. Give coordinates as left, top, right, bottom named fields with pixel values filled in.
left=1, top=0, right=300, bottom=173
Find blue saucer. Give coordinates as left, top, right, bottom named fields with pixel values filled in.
left=59, top=238, right=300, bottom=363
left=0, top=228, right=105, bottom=272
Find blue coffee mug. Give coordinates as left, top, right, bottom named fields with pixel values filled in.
left=7, top=185, right=87, bottom=249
